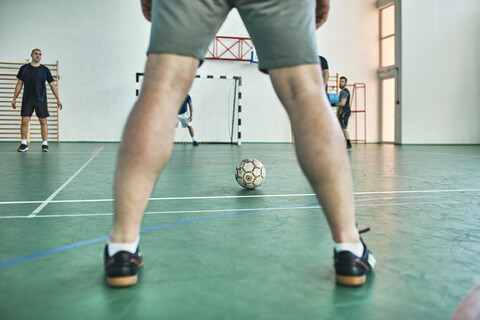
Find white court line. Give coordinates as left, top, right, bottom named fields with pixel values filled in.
left=1, top=188, right=479, bottom=206
left=28, top=146, right=104, bottom=218
left=0, top=151, right=114, bottom=155
left=368, top=171, right=454, bottom=186
left=355, top=188, right=480, bottom=195
left=0, top=200, right=467, bottom=219
left=409, top=151, right=480, bottom=159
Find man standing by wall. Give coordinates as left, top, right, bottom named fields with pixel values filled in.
left=12, top=49, right=63, bottom=152
left=335, top=76, right=352, bottom=149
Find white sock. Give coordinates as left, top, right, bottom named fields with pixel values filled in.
left=334, top=241, right=364, bottom=257
left=21, top=139, right=27, bottom=145
left=43, top=141, right=48, bottom=146
left=108, top=237, right=139, bottom=256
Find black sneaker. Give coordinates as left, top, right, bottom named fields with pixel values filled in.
left=193, top=140, right=199, bottom=146
left=346, top=141, right=352, bottom=150
left=334, top=228, right=376, bottom=286
left=42, top=144, right=49, bottom=152
left=104, top=245, right=143, bottom=287
left=17, top=143, right=28, bottom=152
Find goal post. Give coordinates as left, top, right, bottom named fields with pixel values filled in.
left=135, top=73, right=242, bottom=145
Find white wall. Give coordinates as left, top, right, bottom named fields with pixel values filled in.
left=0, top=0, right=379, bottom=143
left=0, top=0, right=150, bottom=141
left=401, top=0, right=480, bottom=144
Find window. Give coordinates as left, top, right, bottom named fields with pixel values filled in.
left=380, top=4, right=395, bottom=68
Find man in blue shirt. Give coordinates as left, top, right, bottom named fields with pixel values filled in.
left=12, top=49, right=63, bottom=152
left=177, top=94, right=198, bottom=146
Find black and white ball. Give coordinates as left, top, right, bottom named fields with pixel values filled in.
left=235, top=158, right=266, bottom=189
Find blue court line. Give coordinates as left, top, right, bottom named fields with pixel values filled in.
left=0, top=236, right=109, bottom=268
left=0, top=202, right=319, bottom=269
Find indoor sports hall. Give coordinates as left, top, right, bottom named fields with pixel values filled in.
left=1, top=1, right=479, bottom=320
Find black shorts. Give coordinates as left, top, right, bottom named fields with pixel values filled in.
left=21, top=99, right=49, bottom=118
left=338, top=108, right=351, bottom=129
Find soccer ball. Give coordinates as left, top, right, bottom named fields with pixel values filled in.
left=235, top=158, right=266, bottom=189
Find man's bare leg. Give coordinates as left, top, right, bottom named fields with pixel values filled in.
left=39, top=118, right=48, bottom=141
left=21, top=117, right=30, bottom=140
left=110, top=53, right=198, bottom=243
left=269, top=64, right=359, bottom=243
left=188, top=126, right=195, bottom=138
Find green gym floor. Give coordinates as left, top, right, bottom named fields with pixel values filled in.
left=0, top=142, right=479, bottom=320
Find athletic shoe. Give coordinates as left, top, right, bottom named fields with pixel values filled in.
left=104, top=245, right=143, bottom=287
left=193, top=140, right=199, bottom=146
left=42, top=144, right=49, bottom=152
left=346, top=141, right=352, bottom=150
left=334, top=228, right=376, bottom=286
left=17, top=143, right=28, bottom=152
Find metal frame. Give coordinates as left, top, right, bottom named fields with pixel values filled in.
left=205, top=36, right=254, bottom=62
left=348, top=83, right=367, bottom=144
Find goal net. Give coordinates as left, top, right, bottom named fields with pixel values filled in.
left=136, top=74, right=240, bottom=144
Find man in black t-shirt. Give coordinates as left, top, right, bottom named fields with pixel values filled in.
left=12, top=49, right=63, bottom=152
left=334, top=76, right=352, bottom=149
left=319, top=55, right=329, bottom=92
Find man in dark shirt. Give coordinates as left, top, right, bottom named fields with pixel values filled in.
left=319, top=55, right=329, bottom=92
left=335, top=76, right=352, bottom=149
left=12, top=49, right=63, bottom=152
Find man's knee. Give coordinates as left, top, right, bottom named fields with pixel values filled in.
left=21, top=117, right=31, bottom=126
left=269, top=64, right=324, bottom=104
left=143, top=53, right=198, bottom=88
left=138, top=54, right=199, bottom=115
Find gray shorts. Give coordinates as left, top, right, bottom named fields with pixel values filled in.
left=148, top=0, right=319, bottom=71
left=338, top=107, right=351, bottom=129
